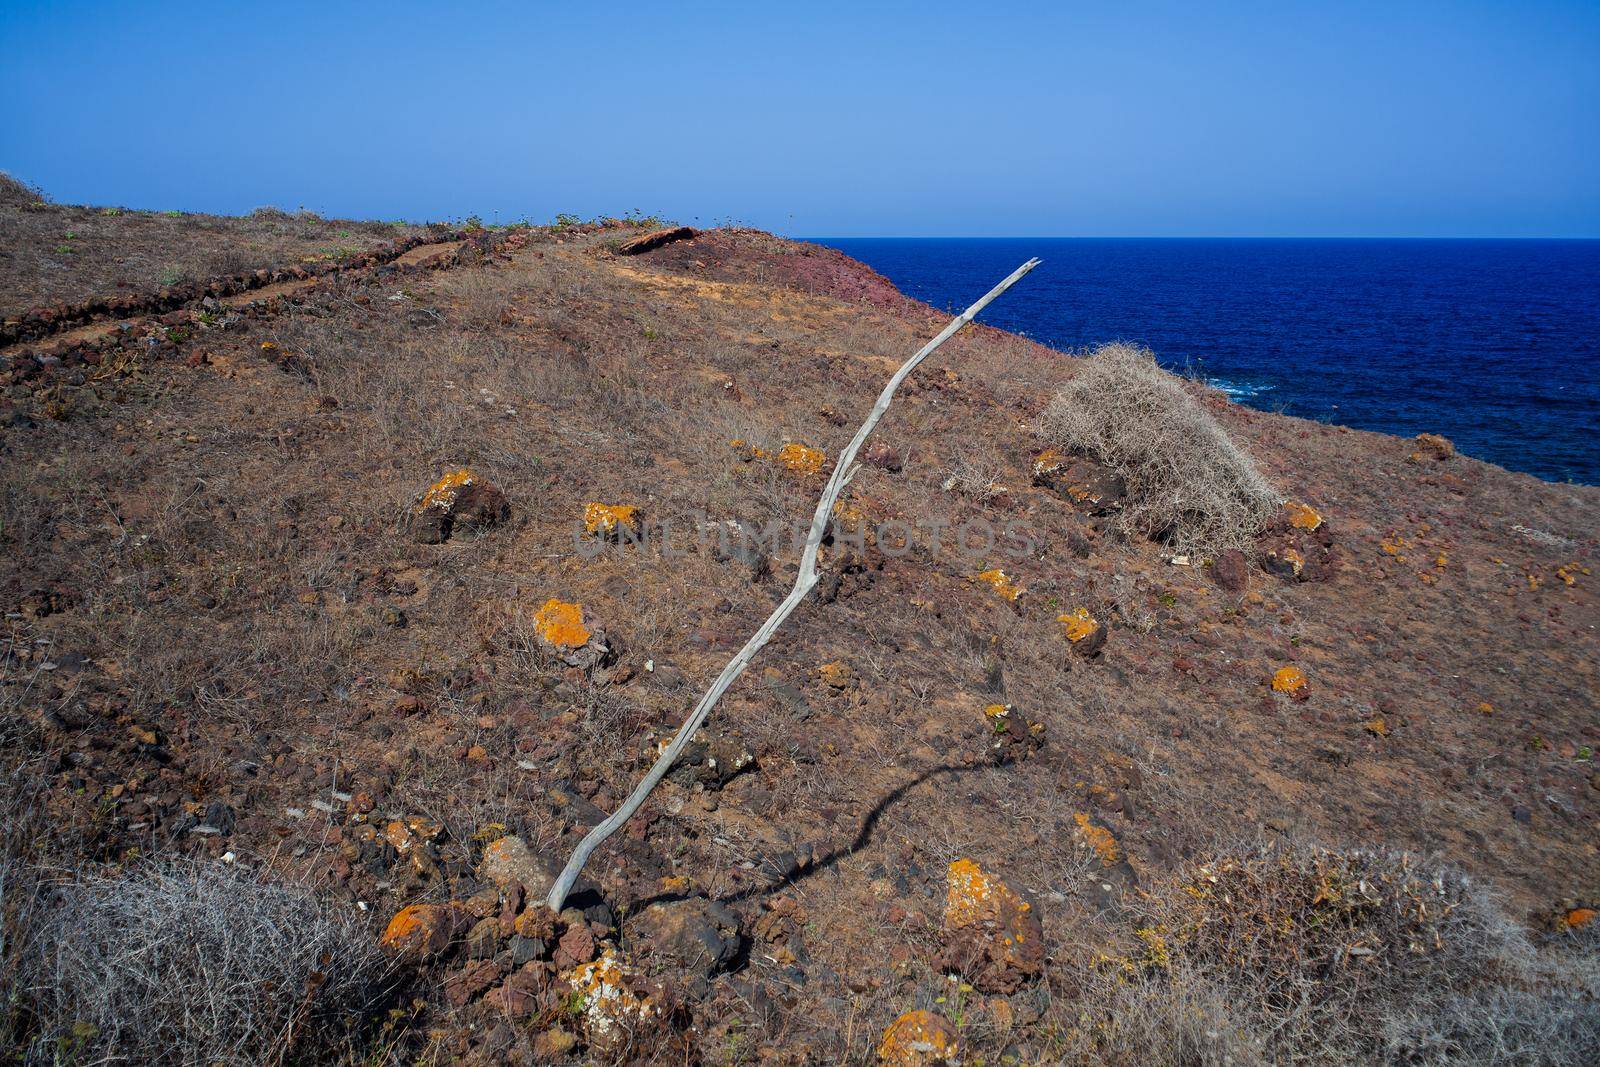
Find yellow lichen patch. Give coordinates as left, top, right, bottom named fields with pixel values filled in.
left=1363, top=717, right=1390, bottom=738
left=1058, top=607, right=1099, bottom=643
left=945, top=858, right=1031, bottom=930
left=1477, top=702, right=1495, bottom=716
left=1565, top=908, right=1597, bottom=929
left=777, top=442, right=826, bottom=476
left=1381, top=534, right=1410, bottom=559
left=420, top=468, right=476, bottom=512
left=1556, top=561, right=1589, bottom=586
left=1271, top=666, right=1307, bottom=693
left=1032, top=448, right=1067, bottom=477
left=819, top=661, right=852, bottom=688
left=973, top=568, right=1023, bottom=602
left=533, top=598, right=589, bottom=648
left=1267, top=662, right=1305, bottom=697
left=1073, top=813, right=1121, bottom=867
left=567, top=947, right=656, bottom=1038
left=583, top=502, right=639, bottom=536
left=1284, top=500, right=1323, bottom=531
left=876, top=1009, right=963, bottom=1066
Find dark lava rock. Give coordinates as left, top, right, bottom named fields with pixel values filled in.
left=617, top=226, right=698, bottom=256
left=633, top=896, right=743, bottom=983
left=1210, top=549, right=1250, bottom=594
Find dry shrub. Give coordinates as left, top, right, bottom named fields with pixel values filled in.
left=0, top=172, right=44, bottom=206
left=1051, top=842, right=1600, bottom=1065
left=1039, top=343, right=1278, bottom=555
left=25, top=863, right=392, bottom=1066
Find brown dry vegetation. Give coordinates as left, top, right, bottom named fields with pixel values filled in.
left=0, top=171, right=430, bottom=313
left=0, top=200, right=1596, bottom=1064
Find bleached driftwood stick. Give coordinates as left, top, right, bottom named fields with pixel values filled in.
left=545, top=258, right=1042, bottom=911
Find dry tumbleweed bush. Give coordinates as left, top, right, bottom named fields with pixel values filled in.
left=1039, top=343, right=1279, bottom=555
left=26, top=862, right=391, bottom=1066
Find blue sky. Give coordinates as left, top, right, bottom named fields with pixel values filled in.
left=2, top=1, right=1595, bottom=236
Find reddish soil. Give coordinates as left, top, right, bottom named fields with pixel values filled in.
left=1, top=217, right=1595, bottom=1063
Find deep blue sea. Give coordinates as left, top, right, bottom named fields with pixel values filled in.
left=814, top=239, right=1600, bottom=485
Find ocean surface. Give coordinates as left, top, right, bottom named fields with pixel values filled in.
left=813, top=239, right=1600, bottom=485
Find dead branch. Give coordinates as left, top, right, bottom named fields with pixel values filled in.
left=545, top=258, right=1041, bottom=911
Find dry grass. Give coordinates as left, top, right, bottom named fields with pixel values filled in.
left=23, top=862, right=393, bottom=1066
left=1039, top=842, right=1600, bottom=1066
left=0, top=185, right=428, bottom=312
left=1039, top=343, right=1279, bottom=555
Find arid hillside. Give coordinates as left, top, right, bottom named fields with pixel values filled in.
left=2, top=184, right=1596, bottom=1065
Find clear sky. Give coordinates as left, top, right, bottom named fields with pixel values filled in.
left=2, top=1, right=1596, bottom=236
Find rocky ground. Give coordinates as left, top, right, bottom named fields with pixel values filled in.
left=1, top=193, right=1595, bottom=1064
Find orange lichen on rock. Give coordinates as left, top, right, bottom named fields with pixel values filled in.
left=1381, top=534, right=1410, bottom=560
left=1271, top=666, right=1307, bottom=693
left=419, top=468, right=476, bottom=512
left=819, top=661, right=853, bottom=688
left=583, top=502, right=640, bottom=537
left=777, top=442, right=825, bottom=476
left=973, top=568, right=1023, bottom=601
left=1059, top=607, right=1099, bottom=643
left=1477, top=702, right=1495, bottom=715
left=567, top=947, right=656, bottom=1040
left=1564, top=907, right=1597, bottom=929
left=945, top=858, right=1033, bottom=932
left=1283, top=500, right=1323, bottom=531
left=1363, top=717, right=1391, bottom=738
left=940, top=858, right=1044, bottom=992
left=1073, top=812, right=1121, bottom=866
left=533, top=598, right=590, bottom=649
left=876, top=1009, right=963, bottom=1066
left=381, top=902, right=466, bottom=960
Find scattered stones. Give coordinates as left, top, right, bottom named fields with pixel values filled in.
left=412, top=468, right=509, bottom=543
left=938, top=859, right=1043, bottom=994
left=877, top=1009, right=963, bottom=1065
